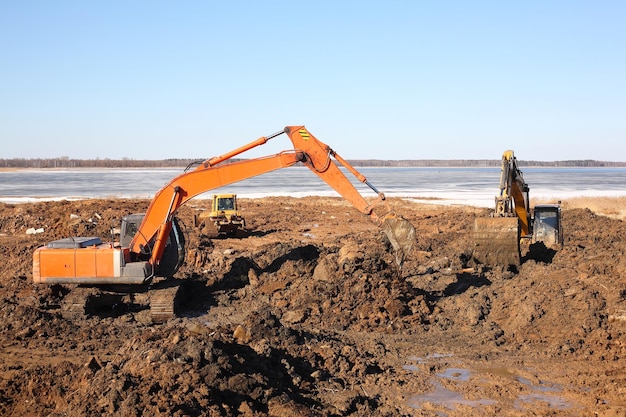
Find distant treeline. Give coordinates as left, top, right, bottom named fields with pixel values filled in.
left=346, top=159, right=626, bottom=168
left=2, top=157, right=626, bottom=169
left=1, top=158, right=205, bottom=169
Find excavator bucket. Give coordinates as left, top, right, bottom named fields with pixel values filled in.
left=473, top=217, right=520, bottom=266
left=380, top=213, right=416, bottom=265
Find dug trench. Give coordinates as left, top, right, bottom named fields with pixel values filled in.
left=0, top=196, right=625, bottom=416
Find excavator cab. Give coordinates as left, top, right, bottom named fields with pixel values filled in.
left=121, top=214, right=186, bottom=277
left=120, top=213, right=144, bottom=248
left=532, top=204, right=563, bottom=248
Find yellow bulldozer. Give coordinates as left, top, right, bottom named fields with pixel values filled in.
left=194, top=194, right=246, bottom=238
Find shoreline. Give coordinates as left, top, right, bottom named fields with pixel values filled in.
left=4, top=165, right=626, bottom=172
left=1, top=194, right=625, bottom=220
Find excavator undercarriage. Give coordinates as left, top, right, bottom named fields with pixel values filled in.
left=59, top=279, right=187, bottom=323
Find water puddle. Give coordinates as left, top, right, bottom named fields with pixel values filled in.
left=514, top=376, right=572, bottom=410
left=404, top=354, right=495, bottom=412
left=436, top=367, right=471, bottom=382
left=403, top=353, right=453, bottom=372
left=515, top=393, right=572, bottom=410
left=404, top=355, right=578, bottom=413
left=408, top=379, right=496, bottom=411
left=516, top=376, right=561, bottom=392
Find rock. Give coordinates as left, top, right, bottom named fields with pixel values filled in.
left=282, top=309, right=306, bottom=324
left=233, top=325, right=251, bottom=343
left=312, top=255, right=337, bottom=282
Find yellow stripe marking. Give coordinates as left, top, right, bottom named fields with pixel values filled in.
left=299, top=129, right=310, bottom=140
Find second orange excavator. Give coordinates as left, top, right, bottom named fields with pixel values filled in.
left=32, top=126, right=417, bottom=322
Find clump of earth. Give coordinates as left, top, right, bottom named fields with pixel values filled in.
left=0, top=196, right=624, bottom=416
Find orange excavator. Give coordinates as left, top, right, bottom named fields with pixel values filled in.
left=33, top=126, right=416, bottom=322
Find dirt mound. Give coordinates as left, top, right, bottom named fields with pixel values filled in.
left=0, top=197, right=625, bottom=416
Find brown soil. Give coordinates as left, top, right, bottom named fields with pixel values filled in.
left=1, top=196, right=625, bottom=416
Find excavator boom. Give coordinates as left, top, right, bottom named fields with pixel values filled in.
left=131, top=126, right=415, bottom=268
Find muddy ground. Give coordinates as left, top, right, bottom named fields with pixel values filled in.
left=0, top=196, right=625, bottom=416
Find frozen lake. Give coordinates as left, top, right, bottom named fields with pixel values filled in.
left=2, top=166, right=626, bottom=207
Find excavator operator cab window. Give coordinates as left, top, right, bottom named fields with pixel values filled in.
left=534, top=208, right=558, bottom=229
left=125, top=222, right=138, bottom=240
left=533, top=206, right=562, bottom=247
left=120, top=213, right=145, bottom=248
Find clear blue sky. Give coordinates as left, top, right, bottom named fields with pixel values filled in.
left=1, top=1, right=625, bottom=161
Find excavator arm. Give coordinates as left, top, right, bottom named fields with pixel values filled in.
left=131, top=126, right=415, bottom=269
left=495, top=150, right=531, bottom=236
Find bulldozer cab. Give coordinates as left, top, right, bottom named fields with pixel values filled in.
left=211, top=194, right=237, bottom=216
left=532, top=204, right=563, bottom=248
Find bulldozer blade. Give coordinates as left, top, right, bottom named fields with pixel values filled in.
left=473, top=217, right=520, bottom=266
left=380, top=214, right=416, bottom=266
left=200, top=220, right=220, bottom=238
